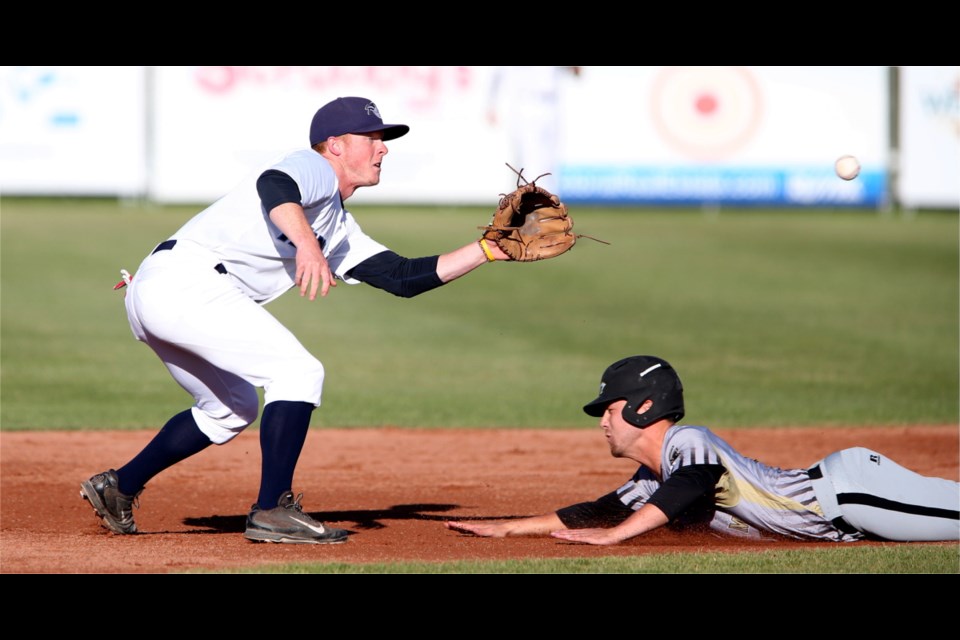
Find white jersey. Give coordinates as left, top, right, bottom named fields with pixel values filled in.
left=169, top=149, right=388, bottom=305
left=615, top=425, right=857, bottom=541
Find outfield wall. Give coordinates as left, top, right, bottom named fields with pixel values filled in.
left=0, top=66, right=956, bottom=208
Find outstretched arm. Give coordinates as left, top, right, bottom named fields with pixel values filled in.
left=437, top=239, right=509, bottom=282
left=553, top=464, right=727, bottom=545
left=447, top=488, right=637, bottom=539
left=445, top=512, right=566, bottom=538
left=551, top=503, right=669, bottom=545
left=348, top=240, right=509, bottom=298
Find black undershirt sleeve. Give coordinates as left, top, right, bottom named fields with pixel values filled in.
left=556, top=463, right=726, bottom=528
left=555, top=490, right=635, bottom=528
left=645, top=464, right=726, bottom=522
left=346, top=250, right=443, bottom=298
left=256, top=169, right=302, bottom=212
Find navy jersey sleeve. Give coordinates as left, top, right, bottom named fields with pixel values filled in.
left=256, top=169, right=302, bottom=212
left=346, top=250, right=443, bottom=298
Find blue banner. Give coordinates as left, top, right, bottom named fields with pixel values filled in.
left=561, top=166, right=886, bottom=207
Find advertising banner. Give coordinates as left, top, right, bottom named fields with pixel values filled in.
left=0, top=66, right=146, bottom=196
left=898, top=66, right=960, bottom=209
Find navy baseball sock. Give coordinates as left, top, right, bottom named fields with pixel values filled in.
left=257, top=400, right=315, bottom=509
left=116, top=409, right=213, bottom=496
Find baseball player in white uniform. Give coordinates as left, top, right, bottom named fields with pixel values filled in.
left=487, top=66, right=580, bottom=195
left=81, top=96, right=511, bottom=544
left=446, top=355, right=960, bottom=544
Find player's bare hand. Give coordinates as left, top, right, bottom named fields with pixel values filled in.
left=295, top=246, right=336, bottom=300
left=550, top=527, right=623, bottom=546
left=445, top=521, right=510, bottom=538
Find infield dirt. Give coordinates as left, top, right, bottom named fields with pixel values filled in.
left=2, top=426, right=957, bottom=573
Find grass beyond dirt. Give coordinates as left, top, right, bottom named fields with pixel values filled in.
left=2, top=198, right=957, bottom=575
left=206, top=544, right=959, bottom=574
left=2, top=199, right=957, bottom=430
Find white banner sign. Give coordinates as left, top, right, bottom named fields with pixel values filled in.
left=150, top=66, right=888, bottom=206
left=149, top=66, right=507, bottom=204
left=898, top=66, right=960, bottom=209
left=0, top=66, right=146, bottom=196
left=560, top=66, right=887, bottom=205
left=0, top=67, right=891, bottom=207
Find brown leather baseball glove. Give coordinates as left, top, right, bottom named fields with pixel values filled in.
left=479, top=167, right=576, bottom=262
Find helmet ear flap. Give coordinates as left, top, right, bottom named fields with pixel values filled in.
left=619, top=361, right=685, bottom=429
left=621, top=398, right=652, bottom=429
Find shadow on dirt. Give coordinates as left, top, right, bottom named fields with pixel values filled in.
left=181, top=503, right=525, bottom=533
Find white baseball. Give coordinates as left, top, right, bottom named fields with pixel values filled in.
left=835, top=155, right=861, bottom=181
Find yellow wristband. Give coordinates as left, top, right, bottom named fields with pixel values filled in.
left=479, top=238, right=496, bottom=262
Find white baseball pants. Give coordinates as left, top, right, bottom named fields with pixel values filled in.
left=810, top=447, right=960, bottom=541
left=124, top=246, right=324, bottom=444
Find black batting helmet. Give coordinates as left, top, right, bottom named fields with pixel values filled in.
left=582, top=355, right=685, bottom=429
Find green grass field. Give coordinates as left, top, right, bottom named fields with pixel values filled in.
left=207, top=544, right=958, bottom=574
left=2, top=198, right=957, bottom=573
left=2, top=198, right=956, bottom=430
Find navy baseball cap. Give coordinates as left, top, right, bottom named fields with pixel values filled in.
left=309, top=97, right=410, bottom=146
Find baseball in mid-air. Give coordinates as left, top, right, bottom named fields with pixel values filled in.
left=835, top=155, right=861, bottom=181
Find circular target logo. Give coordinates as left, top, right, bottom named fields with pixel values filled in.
left=651, top=66, right=763, bottom=161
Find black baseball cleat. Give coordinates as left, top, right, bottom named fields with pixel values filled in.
left=80, top=469, right=142, bottom=535
left=244, top=491, right=348, bottom=544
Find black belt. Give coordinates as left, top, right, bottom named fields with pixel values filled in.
left=153, top=240, right=227, bottom=275
left=807, top=464, right=860, bottom=535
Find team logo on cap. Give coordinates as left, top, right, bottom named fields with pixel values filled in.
left=365, top=102, right=381, bottom=118
left=598, top=382, right=606, bottom=395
